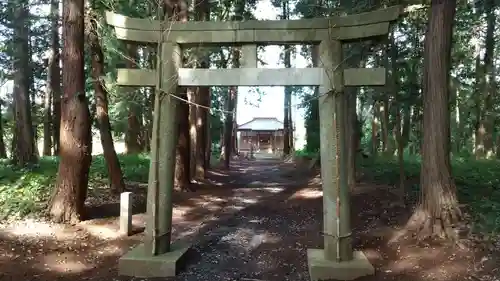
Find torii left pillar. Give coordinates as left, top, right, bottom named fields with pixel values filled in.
left=118, top=42, right=190, bottom=278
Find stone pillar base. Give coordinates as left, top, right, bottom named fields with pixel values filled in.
left=307, top=249, right=375, bottom=281
left=119, top=243, right=190, bottom=277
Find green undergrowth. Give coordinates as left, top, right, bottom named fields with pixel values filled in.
left=294, top=149, right=500, bottom=234
left=360, top=155, right=500, bottom=235
left=2, top=150, right=499, bottom=234
left=0, top=154, right=150, bottom=221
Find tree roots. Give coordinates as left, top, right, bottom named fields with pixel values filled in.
left=406, top=204, right=463, bottom=242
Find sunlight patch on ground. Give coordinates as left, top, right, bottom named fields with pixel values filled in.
left=77, top=223, right=121, bottom=240
left=288, top=188, right=322, bottom=200
left=220, top=228, right=282, bottom=251
left=363, top=248, right=383, bottom=261
left=239, top=197, right=259, bottom=204
left=197, top=194, right=227, bottom=203
left=386, top=228, right=412, bottom=244
left=419, top=259, right=469, bottom=281
left=39, top=252, right=92, bottom=273
left=210, top=171, right=228, bottom=177
left=385, top=246, right=465, bottom=279
left=0, top=251, right=19, bottom=262
left=0, top=220, right=75, bottom=240
left=261, top=187, right=285, bottom=193
left=131, top=214, right=146, bottom=227
left=94, top=243, right=127, bottom=256
left=173, top=205, right=194, bottom=217
left=36, top=243, right=125, bottom=274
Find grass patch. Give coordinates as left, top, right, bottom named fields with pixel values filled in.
left=294, top=149, right=500, bottom=234
left=294, top=149, right=317, bottom=159
left=0, top=154, right=150, bottom=221
left=361, top=156, right=500, bottom=235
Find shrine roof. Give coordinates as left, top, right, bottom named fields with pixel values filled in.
left=237, top=117, right=284, bottom=131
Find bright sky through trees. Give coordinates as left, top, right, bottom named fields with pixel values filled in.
left=237, top=0, right=307, bottom=148
left=0, top=0, right=308, bottom=149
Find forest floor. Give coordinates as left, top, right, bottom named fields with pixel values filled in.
left=0, top=155, right=499, bottom=281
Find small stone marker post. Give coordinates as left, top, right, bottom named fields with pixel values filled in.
left=120, top=192, right=132, bottom=236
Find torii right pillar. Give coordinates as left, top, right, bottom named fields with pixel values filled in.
left=307, top=39, right=381, bottom=280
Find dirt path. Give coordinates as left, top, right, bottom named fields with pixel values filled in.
left=0, top=157, right=497, bottom=281
left=0, top=157, right=309, bottom=281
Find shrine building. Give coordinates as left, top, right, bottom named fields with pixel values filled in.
left=237, top=117, right=288, bottom=153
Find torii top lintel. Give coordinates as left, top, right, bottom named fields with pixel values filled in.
left=105, top=5, right=403, bottom=45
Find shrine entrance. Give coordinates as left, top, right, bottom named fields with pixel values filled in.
left=105, top=6, right=402, bottom=280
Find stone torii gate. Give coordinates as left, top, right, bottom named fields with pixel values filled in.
left=106, top=6, right=401, bottom=280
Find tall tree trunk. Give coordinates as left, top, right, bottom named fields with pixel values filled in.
left=144, top=48, right=156, bottom=152
left=406, top=0, right=462, bottom=239
left=50, top=0, right=62, bottom=156
left=283, top=83, right=292, bottom=155
left=231, top=102, right=238, bottom=155
left=204, top=102, right=212, bottom=172
left=223, top=85, right=237, bottom=168
left=167, top=0, right=191, bottom=191
left=191, top=0, right=211, bottom=179
left=188, top=90, right=198, bottom=176
left=49, top=0, right=92, bottom=223
left=0, top=100, right=6, bottom=158
left=12, top=0, right=37, bottom=167
left=43, top=63, right=52, bottom=156
left=175, top=89, right=191, bottom=191
left=221, top=48, right=239, bottom=168
left=380, top=45, right=390, bottom=154
left=380, top=98, right=389, bottom=153
left=144, top=88, right=154, bottom=152
left=394, top=111, right=405, bottom=206
left=281, top=0, right=291, bottom=156
left=28, top=30, right=38, bottom=158
left=390, top=30, right=406, bottom=206
left=89, top=8, right=125, bottom=194
left=344, top=44, right=362, bottom=187
left=371, top=100, right=380, bottom=155
left=346, top=88, right=357, bottom=188
left=288, top=94, right=294, bottom=151
left=474, top=0, right=496, bottom=158
left=124, top=44, right=143, bottom=154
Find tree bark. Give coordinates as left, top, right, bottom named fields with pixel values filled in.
left=281, top=0, right=292, bottom=156
left=406, top=0, right=462, bottom=240
left=167, top=0, right=191, bottom=191
left=43, top=0, right=60, bottom=156
left=50, top=0, right=62, bottom=156
left=175, top=91, right=191, bottom=191
left=283, top=58, right=292, bottom=155
left=49, top=0, right=92, bottom=223
left=231, top=106, right=238, bottom=155
left=390, top=30, right=406, bottom=206
left=43, top=62, right=52, bottom=156
left=222, top=86, right=237, bottom=169
left=89, top=8, right=125, bottom=194
left=0, top=100, right=7, bottom=158
left=345, top=88, right=357, bottom=188
left=474, top=0, right=496, bottom=159
left=222, top=48, right=240, bottom=168
left=191, top=0, right=211, bottom=179
left=12, top=0, right=37, bottom=167
left=124, top=44, right=143, bottom=154
left=343, top=45, right=362, bottom=186
left=371, top=100, right=380, bottom=155
left=143, top=48, right=156, bottom=152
